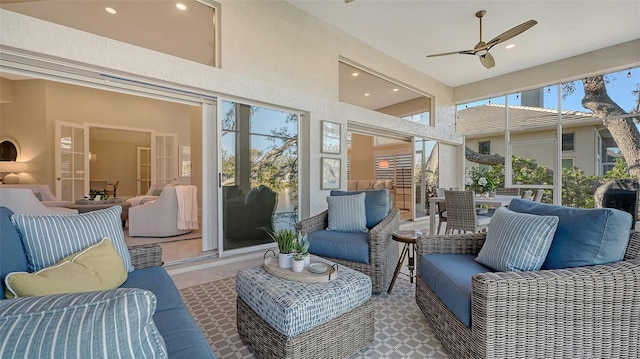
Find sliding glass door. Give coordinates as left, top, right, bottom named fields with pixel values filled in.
left=219, top=100, right=299, bottom=253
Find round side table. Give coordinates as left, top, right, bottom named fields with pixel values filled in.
left=387, top=230, right=426, bottom=294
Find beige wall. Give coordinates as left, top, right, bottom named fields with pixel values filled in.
left=349, top=133, right=375, bottom=180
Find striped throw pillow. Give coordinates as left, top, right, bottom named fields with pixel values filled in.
left=11, top=206, right=134, bottom=273
left=326, top=192, right=368, bottom=233
left=475, top=207, right=559, bottom=271
left=0, top=288, right=167, bottom=358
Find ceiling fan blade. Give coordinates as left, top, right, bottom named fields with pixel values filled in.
left=479, top=52, right=495, bottom=69
left=427, top=49, right=475, bottom=57
left=485, top=19, right=537, bottom=48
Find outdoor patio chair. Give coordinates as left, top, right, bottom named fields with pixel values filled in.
left=444, top=190, right=491, bottom=234
left=435, top=188, right=448, bottom=234
left=533, top=189, right=545, bottom=202
left=495, top=187, right=519, bottom=196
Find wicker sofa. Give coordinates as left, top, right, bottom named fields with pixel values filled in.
left=415, top=212, right=640, bottom=358
left=0, top=206, right=215, bottom=358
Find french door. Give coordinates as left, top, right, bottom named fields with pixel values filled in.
left=55, top=121, right=87, bottom=202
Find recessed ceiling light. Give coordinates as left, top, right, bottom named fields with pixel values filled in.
left=352, top=72, right=359, bottom=77
left=392, top=88, right=399, bottom=92
left=105, top=7, right=116, bottom=14
left=176, top=3, right=187, bottom=10
left=505, top=44, right=515, bottom=49
left=364, top=93, right=370, bottom=97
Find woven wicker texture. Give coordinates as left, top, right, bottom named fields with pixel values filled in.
left=444, top=190, right=489, bottom=234
left=495, top=188, right=520, bottom=196
left=297, top=208, right=400, bottom=293
left=415, top=230, right=640, bottom=359
left=127, top=243, right=162, bottom=269
left=237, top=296, right=374, bottom=359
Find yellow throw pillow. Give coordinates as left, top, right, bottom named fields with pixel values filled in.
left=5, top=237, right=128, bottom=298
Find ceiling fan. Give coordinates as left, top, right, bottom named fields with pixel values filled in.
left=427, top=10, right=537, bottom=69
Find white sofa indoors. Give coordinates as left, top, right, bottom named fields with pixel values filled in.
left=0, top=184, right=72, bottom=208
left=0, top=188, right=77, bottom=215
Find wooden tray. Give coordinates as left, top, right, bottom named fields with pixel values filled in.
left=262, top=254, right=338, bottom=283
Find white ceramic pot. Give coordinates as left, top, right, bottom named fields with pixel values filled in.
left=291, top=259, right=305, bottom=273
left=278, top=253, right=293, bottom=268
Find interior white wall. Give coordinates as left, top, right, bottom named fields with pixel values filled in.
left=0, top=5, right=462, bottom=218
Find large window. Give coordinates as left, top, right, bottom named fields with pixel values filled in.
left=457, top=66, right=639, bottom=207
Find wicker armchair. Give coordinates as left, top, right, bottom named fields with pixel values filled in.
left=444, top=190, right=491, bottom=234
left=415, top=230, right=640, bottom=359
left=297, top=208, right=400, bottom=293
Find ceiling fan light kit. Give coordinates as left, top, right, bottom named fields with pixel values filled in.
left=427, top=10, right=537, bottom=69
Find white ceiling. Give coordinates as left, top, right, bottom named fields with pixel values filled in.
left=289, top=0, right=640, bottom=88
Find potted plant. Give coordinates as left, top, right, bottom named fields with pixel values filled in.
left=291, top=251, right=305, bottom=273
left=297, top=233, right=311, bottom=267
left=267, top=228, right=297, bottom=268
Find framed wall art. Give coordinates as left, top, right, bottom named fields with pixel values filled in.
left=321, top=157, right=341, bottom=189
left=321, top=121, right=341, bottom=154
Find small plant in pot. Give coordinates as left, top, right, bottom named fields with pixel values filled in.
left=267, top=228, right=297, bottom=268
left=291, top=251, right=305, bottom=273
left=297, top=233, right=311, bottom=267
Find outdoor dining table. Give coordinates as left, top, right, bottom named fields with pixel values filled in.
left=427, top=194, right=520, bottom=235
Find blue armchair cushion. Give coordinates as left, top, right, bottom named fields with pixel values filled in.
left=419, top=254, right=493, bottom=328
left=0, top=288, right=167, bottom=358
left=508, top=198, right=632, bottom=269
left=0, top=207, right=28, bottom=300
left=475, top=207, right=559, bottom=271
left=308, top=230, right=369, bottom=264
left=330, top=189, right=390, bottom=229
left=121, top=266, right=186, bottom=312
left=153, top=308, right=218, bottom=358
left=11, top=206, right=134, bottom=273
left=326, top=192, right=368, bottom=233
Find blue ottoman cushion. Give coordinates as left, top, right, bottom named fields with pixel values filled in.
left=508, top=198, right=632, bottom=269
left=308, top=229, right=369, bottom=264
left=331, top=189, right=390, bottom=229
left=0, top=207, right=28, bottom=300
left=419, top=254, right=493, bottom=328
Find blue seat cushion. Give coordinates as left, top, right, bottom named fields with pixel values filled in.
left=153, top=307, right=217, bottom=358
left=0, top=207, right=28, bottom=300
left=331, top=189, right=390, bottom=229
left=308, top=230, right=369, bottom=264
left=508, top=198, right=632, bottom=269
left=419, top=254, right=493, bottom=328
left=120, top=266, right=185, bottom=312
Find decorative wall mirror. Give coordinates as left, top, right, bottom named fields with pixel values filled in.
left=0, top=139, right=19, bottom=161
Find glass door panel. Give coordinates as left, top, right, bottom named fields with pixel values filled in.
left=220, top=100, right=298, bottom=253
left=414, top=139, right=439, bottom=220
left=56, top=121, right=86, bottom=202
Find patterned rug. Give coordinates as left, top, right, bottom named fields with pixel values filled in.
left=179, top=276, right=450, bottom=359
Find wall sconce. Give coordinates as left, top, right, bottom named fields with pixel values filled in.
left=0, top=161, right=27, bottom=184
left=89, top=152, right=97, bottom=162
left=378, top=159, right=390, bottom=169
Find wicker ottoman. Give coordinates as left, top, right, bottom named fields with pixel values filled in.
left=236, top=264, right=374, bottom=359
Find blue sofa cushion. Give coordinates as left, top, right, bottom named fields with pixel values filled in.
left=326, top=192, right=368, bottom=233
left=0, top=207, right=28, bottom=300
left=308, top=230, right=369, bottom=264
left=475, top=207, right=559, bottom=271
left=508, top=198, right=632, bottom=269
left=419, top=254, right=493, bottom=328
left=121, top=266, right=185, bottom=312
left=153, top=308, right=217, bottom=358
left=331, top=189, right=390, bottom=229
left=11, top=206, right=134, bottom=272
left=0, top=288, right=167, bottom=358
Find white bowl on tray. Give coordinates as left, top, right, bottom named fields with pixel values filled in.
left=308, top=262, right=328, bottom=274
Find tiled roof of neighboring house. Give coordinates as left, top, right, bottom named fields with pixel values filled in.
left=457, top=103, right=598, bottom=137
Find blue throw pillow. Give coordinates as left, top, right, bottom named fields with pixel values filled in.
left=326, top=192, right=368, bottom=233
left=0, top=207, right=29, bottom=300
left=11, top=206, right=134, bottom=273
left=330, top=189, right=390, bottom=229
left=508, top=198, right=632, bottom=269
left=475, top=207, right=559, bottom=271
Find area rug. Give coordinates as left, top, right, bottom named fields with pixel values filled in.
left=179, top=276, right=450, bottom=359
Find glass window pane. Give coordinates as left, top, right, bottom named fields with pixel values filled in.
left=251, top=107, right=298, bottom=138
